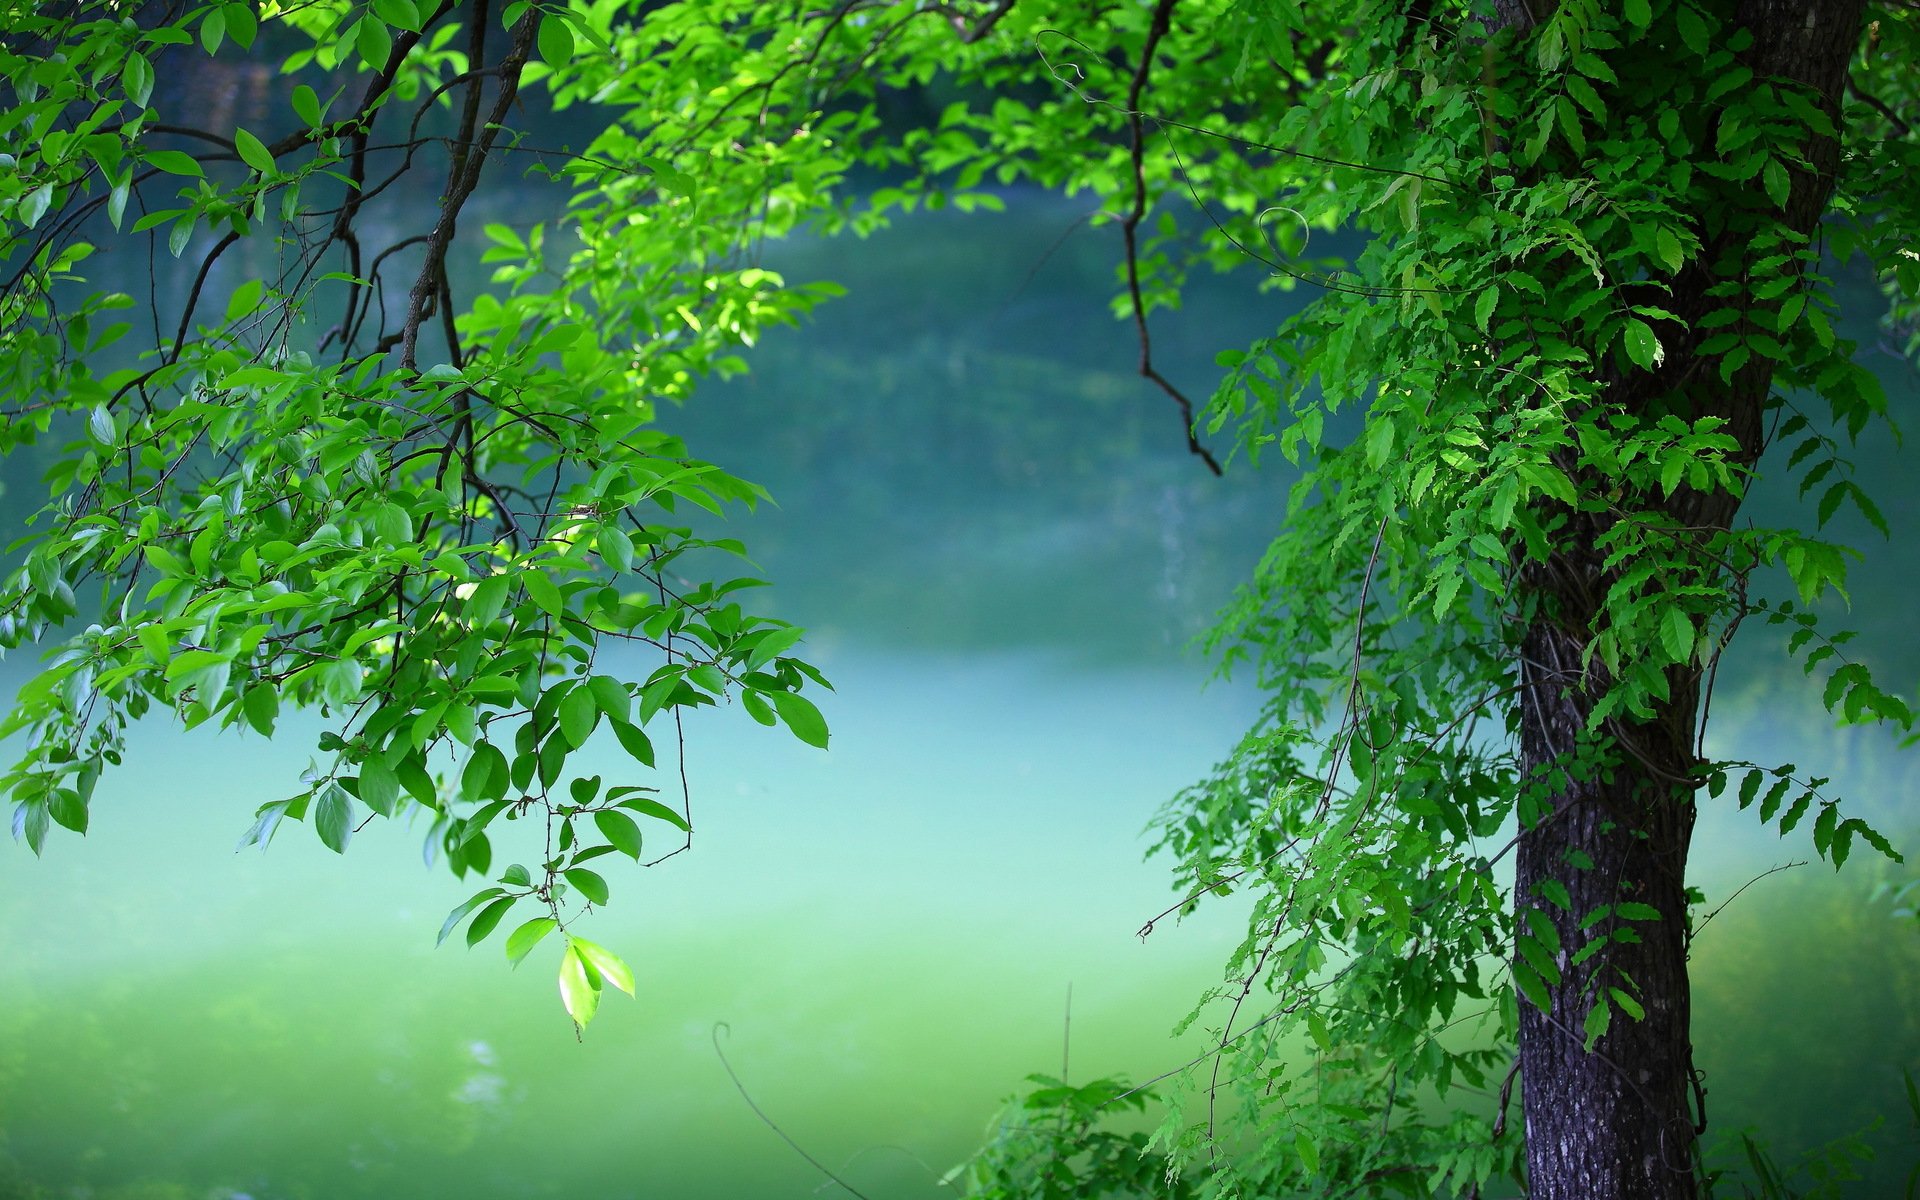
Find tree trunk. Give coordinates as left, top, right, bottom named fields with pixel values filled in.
left=1502, top=4, right=1864, bottom=1197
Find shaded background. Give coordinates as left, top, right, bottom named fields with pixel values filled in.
left=2, top=149, right=1918, bottom=1198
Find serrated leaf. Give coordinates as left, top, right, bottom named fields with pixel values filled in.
left=1473, top=284, right=1497, bottom=332
left=1295, top=1130, right=1320, bottom=1175
left=1654, top=226, right=1684, bottom=273
left=1762, top=158, right=1789, bottom=209
left=1614, top=902, right=1662, bottom=922
left=1660, top=607, right=1693, bottom=664
left=1609, top=986, right=1645, bottom=1021
left=505, top=916, right=558, bottom=966
left=1582, top=996, right=1611, bottom=1049
left=1816, top=481, right=1846, bottom=527
left=1513, top=960, right=1550, bottom=1013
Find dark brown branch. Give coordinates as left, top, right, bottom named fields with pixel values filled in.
left=169, top=230, right=242, bottom=360
left=401, top=7, right=535, bottom=372
left=1120, top=0, right=1223, bottom=475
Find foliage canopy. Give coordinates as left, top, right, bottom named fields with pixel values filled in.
left=3, top=0, right=1917, bottom=1194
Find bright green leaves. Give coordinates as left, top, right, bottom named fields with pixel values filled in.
left=505, top=916, right=557, bottom=966
left=558, top=935, right=635, bottom=1029
left=233, top=127, right=276, bottom=176
left=0, top=0, right=843, bottom=1036
left=290, top=84, right=325, bottom=130
left=538, top=12, right=576, bottom=66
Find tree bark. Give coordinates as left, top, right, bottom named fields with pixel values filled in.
left=1503, top=4, right=1864, bottom=1198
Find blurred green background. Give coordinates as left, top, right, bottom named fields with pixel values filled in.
left=2, top=186, right=1916, bottom=1198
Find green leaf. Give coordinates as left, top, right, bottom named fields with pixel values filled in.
left=1615, top=902, right=1663, bottom=922
left=1472, top=284, right=1497, bottom=332
left=1654, top=227, right=1685, bottom=273
left=1675, top=7, right=1709, bottom=56
left=611, top=719, right=655, bottom=767
left=1609, top=986, right=1645, bottom=1021
left=1582, top=995, right=1611, bottom=1049
left=769, top=690, right=829, bottom=749
left=234, top=127, right=276, bottom=175
left=617, top=794, right=690, bottom=832
left=538, top=13, right=576, bottom=65
left=559, top=684, right=599, bottom=749
left=373, top=0, right=422, bottom=31
left=564, top=867, right=610, bottom=905
left=315, top=784, right=353, bottom=853
left=48, top=789, right=88, bottom=835
left=569, top=936, right=635, bottom=996
left=558, top=941, right=601, bottom=1027
left=594, top=809, right=643, bottom=859
left=19, top=183, right=54, bottom=230
left=1513, top=960, right=1550, bottom=1013
left=1623, top=0, right=1650, bottom=27
left=436, top=887, right=505, bottom=947
left=1294, top=1129, right=1320, bottom=1175
left=242, top=685, right=279, bottom=736
left=504, top=916, right=558, bottom=966
left=356, top=14, right=393, bottom=68
left=587, top=675, right=630, bottom=725
left=745, top=625, right=806, bottom=671
left=200, top=5, right=226, bottom=52
left=357, top=757, right=401, bottom=817
left=291, top=83, right=323, bottom=129
left=143, top=149, right=203, bottom=177
left=123, top=52, right=154, bottom=107
left=1623, top=319, right=1660, bottom=369
left=462, top=741, right=508, bottom=804
left=522, top=570, right=565, bottom=618
left=598, top=524, right=634, bottom=571
left=1660, top=607, right=1693, bottom=664
left=1762, top=158, right=1790, bottom=209
left=465, top=895, right=516, bottom=946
